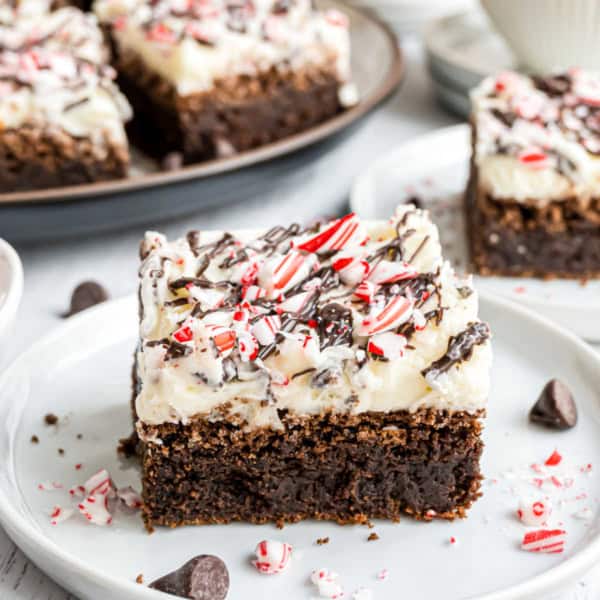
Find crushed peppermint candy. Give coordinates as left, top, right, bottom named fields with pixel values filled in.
left=521, top=529, right=566, bottom=554
left=252, top=540, right=292, bottom=575
left=50, top=505, right=74, bottom=526
left=517, top=498, right=552, bottom=527
left=311, top=569, right=344, bottom=599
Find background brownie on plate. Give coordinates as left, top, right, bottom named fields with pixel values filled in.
left=94, top=0, right=358, bottom=163
left=468, top=70, right=600, bottom=279
left=130, top=206, right=492, bottom=530
left=0, top=7, right=131, bottom=192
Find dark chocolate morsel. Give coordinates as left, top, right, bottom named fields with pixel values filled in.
left=149, top=555, right=229, bottom=600
left=530, top=379, right=577, bottom=430
left=64, top=281, right=109, bottom=317
left=161, top=152, right=184, bottom=171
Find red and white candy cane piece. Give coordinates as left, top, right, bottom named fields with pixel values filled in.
left=358, top=296, right=413, bottom=336
left=518, top=147, right=549, bottom=169
left=238, top=331, right=259, bottom=361
left=521, top=529, right=566, bottom=554
left=230, top=258, right=261, bottom=286
left=354, top=280, right=378, bottom=304
left=78, top=494, right=113, bottom=526
left=311, top=569, right=344, bottom=599
left=252, top=540, right=292, bottom=575
left=278, top=291, right=312, bottom=314
left=243, top=285, right=268, bottom=301
left=517, top=498, right=552, bottom=527
left=206, top=324, right=236, bottom=357
left=173, top=324, right=194, bottom=343
left=368, top=260, right=418, bottom=285
left=146, top=22, right=177, bottom=44
left=332, top=255, right=370, bottom=286
left=512, top=91, right=545, bottom=120
left=412, top=308, right=427, bottom=331
left=297, top=213, right=366, bottom=254
left=367, top=332, right=407, bottom=359
left=231, top=306, right=250, bottom=331
left=50, top=505, right=74, bottom=526
left=268, top=251, right=314, bottom=293
left=117, top=486, right=143, bottom=510
left=251, top=315, right=281, bottom=345
left=84, top=469, right=113, bottom=497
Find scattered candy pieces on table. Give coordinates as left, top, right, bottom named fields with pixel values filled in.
left=311, top=569, right=344, bottom=599
left=376, top=569, right=389, bottom=581
left=521, top=529, right=566, bottom=554
left=40, top=467, right=141, bottom=527
left=149, top=555, right=229, bottom=600
left=517, top=499, right=552, bottom=527
left=251, top=540, right=292, bottom=575
left=530, top=379, right=577, bottom=430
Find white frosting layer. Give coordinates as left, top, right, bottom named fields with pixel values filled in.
left=0, top=8, right=132, bottom=144
left=94, top=0, right=353, bottom=97
left=135, top=207, right=492, bottom=431
left=471, top=70, right=600, bottom=205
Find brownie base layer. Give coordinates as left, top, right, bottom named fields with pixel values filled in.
left=0, top=127, right=129, bottom=192
left=114, top=50, right=344, bottom=164
left=136, top=409, right=484, bottom=531
left=467, top=161, right=600, bottom=280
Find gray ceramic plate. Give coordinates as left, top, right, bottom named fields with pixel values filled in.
left=0, top=0, right=403, bottom=243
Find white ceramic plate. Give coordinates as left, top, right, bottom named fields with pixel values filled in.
left=0, top=238, right=23, bottom=343
left=343, top=0, right=476, bottom=35
left=424, top=11, right=516, bottom=93
left=1, top=294, right=600, bottom=600
left=351, top=124, right=600, bottom=342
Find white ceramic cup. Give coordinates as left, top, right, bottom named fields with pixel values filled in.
left=0, top=239, right=24, bottom=351
left=481, top=0, right=600, bottom=73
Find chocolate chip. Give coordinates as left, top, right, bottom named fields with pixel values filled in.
left=530, top=379, right=577, bottom=430
left=405, top=195, right=424, bottom=209
left=64, top=281, right=108, bottom=317
left=161, top=152, right=184, bottom=171
left=149, top=555, right=229, bottom=600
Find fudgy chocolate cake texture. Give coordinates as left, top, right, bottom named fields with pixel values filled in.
left=468, top=70, right=600, bottom=279
left=130, top=206, right=492, bottom=529
left=95, top=0, right=357, bottom=162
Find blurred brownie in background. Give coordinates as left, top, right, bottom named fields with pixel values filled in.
left=94, top=0, right=358, bottom=163
left=0, top=7, right=131, bottom=192
left=468, top=70, right=600, bottom=279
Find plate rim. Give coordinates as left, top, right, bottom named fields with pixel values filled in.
left=0, top=1, right=404, bottom=207
left=0, top=292, right=600, bottom=599
left=349, top=122, right=600, bottom=318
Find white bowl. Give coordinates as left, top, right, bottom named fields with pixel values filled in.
left=0, top=239, right=23, bottom=342
left=481, top=0, right=600, bottom=73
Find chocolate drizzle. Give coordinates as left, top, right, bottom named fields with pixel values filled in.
left=422, top=322, right=490, bottom=380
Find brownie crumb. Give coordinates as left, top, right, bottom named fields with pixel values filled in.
left=316, top=537, right=330, bottom=545
left=136, top=574, right=144, bottom=585
left=367, top=533, right=379, bottom=542
left=366, top=521, right=374, bottom=529
left=44, top=413, right=58, bottom=426
left=77, top=434, right=83, bottom=440
left=63, top=281, right=109, bottom=317
left=58, top=448, right=64, bottom=456
left=30, top=435, right=39, bottom=444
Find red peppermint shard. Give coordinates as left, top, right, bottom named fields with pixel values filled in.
left=271, top=251, right=309, bottom=291
left=251, top=315, right=282, bottom=346
left=173, top=325, right=193, bottom=343
left=521, top=529, right=566, bottom=554
left=368, top=260, right=418, bottom=285
left=354, top=280, right=378, bottom=304
left=207, top=325, right=236, bottom=356
left=297, top=213, right=365, bottom=253
left=544, top=449, right=562, bottom=467
left=358, top=296, right=413, bottom=336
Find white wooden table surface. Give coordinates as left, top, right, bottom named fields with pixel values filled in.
left=2, top=39, right=600, bottom=600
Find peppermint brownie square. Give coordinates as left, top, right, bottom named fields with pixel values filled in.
left=468, top=70, right=600, bottom=279
left=94, top=0, right=358, bottom=163
left=129, top=206, right=492, bottom=530
left=0, top=7, right=131, bottom=192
